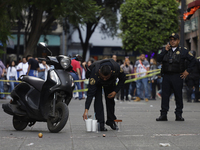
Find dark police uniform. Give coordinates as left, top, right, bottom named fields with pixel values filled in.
left=185, top=56, right=200, bottom=102
left=157, top=45, right=195, bottom=119
left=85, top=61, right=126, bottom=128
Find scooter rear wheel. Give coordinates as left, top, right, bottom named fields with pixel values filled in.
left=47, top=102, right=69, bottom=133
left=13, top=116, right=28, bottom=131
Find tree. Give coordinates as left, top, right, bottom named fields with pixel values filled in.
left=119, top=0, right=179, bottom=53
left=73, top=0, right=124, bottom=61
left=0, top=0, right=100, bottom=56
left=22, top=0, right=100, bottom=56
left=0, top=0, right=20, bottom=47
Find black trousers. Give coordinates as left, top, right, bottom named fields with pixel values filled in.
left=185, top=77, right=199, bottom=102
left=161, top=74, right=183, bottom=116
left=151, top=79, right=157, bottom=99
left=94, top=85, right=117, bottom=127
left=121, top=83, right=130, bottom=100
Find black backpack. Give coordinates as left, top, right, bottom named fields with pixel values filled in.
left=85, top=59, right=120, bottom=79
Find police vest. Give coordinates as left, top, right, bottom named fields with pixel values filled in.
left=162, top=48, right=185, bottom=73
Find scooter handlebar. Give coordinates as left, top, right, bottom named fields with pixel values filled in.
left=38, top=57, right=46, bottom=61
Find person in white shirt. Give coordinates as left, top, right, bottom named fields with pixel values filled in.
left=38, top=60, right=49, bottom=80
left=134, top=54, right=150, bottom=102
left=17, top=57, right=28, bottom=77
left=7, top=61, right=18, bottom=92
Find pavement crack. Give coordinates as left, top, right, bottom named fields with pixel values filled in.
left=68, top=116, right=74, bottom=150
left=18, top=136, right=27, bottom=150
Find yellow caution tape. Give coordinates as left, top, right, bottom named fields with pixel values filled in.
left=74, top=69, right=161, bottom=82
left=0, top=80, right=21, bottom=82
left=72, top=70, right=161, bottom=93
left=0, top=69, right=161, bottom=94
left=126, top=69, right=161, bottom=76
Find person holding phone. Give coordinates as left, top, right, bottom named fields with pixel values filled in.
left=156, top=33, right=195, bottom=121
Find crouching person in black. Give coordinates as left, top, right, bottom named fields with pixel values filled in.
left=82, top=59, right=126, bottom=131
left=185, top=50, right=200, bottom=103
left=156, top=33, right=195, bottom=122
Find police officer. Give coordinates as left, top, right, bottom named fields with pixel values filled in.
left=185, top=50, right=200, bottom=103
left=82, top=59, right=126, bottom=131
left=156, top=33, right=195, bottom=121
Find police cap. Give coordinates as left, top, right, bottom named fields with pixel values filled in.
left=169, top=33, right=179, bottom=39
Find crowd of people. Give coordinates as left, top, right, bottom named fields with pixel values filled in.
left=0, top=50, right=199, bottom=104
left=72, top=53, right=200, bottom=104
left=0, top=55, right=49, bottom=99
left=71, top=54, right=165, bottom=102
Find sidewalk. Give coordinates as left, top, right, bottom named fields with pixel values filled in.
left=1, top=98, right=200, bottom=150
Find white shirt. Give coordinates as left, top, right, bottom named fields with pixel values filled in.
left=39, top=63, right=49, bottom=80
left=17, top=62, right=28, bottom=77
left=7, top=66, right=18, bottom=80
left=172, top=47, right=177, bottom=51
left=82, top=67, right=86, bottom=79
left=134, top=60, right=150, bottom=77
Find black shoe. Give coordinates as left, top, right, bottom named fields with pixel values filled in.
left=106, top=122, right=119, bottom=130
left=100, top=127, right=108, bottom=131
left=175, top=115, right=184, bottom=121
left=156, top=115, right=168, bottom=121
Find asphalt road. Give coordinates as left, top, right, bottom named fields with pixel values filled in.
left=1, top=97, right=200, bottom=150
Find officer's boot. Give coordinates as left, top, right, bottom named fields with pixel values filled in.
left=156, top=115, right=168, bottom=121
left=175, top=114, right=184, bottom=121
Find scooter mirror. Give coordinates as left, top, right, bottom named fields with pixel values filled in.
left=38, top=42, right=52, bottom=56
left=38, top=42, right=47, bottom=48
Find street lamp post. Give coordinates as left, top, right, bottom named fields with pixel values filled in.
left=180, top=0, right=186, bottom=47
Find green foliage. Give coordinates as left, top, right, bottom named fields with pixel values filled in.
left=120, top=0, right=179, bottom=53
left=72, top=0, right=124, bottom=61
left=0, top=0, right=100, bottom=55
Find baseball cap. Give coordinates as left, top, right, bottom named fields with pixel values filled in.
left=169, top=33, right=179, bottom=39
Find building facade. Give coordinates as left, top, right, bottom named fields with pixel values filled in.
left=184, top=0, right=200, bottom=56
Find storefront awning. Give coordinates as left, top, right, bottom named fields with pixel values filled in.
left=188, top=0, right=200, bottom=9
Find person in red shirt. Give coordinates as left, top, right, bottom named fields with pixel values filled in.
left=70, top=58, right=83, bottom=100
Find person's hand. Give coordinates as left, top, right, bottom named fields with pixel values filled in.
left=82, top=109, right=88, bottom=120
left=165, top=43, right=171, bottom=51
left=107, top=91, right=116, bottom=99
left=82, top=62, right=86, bottom=66
left=180, top=70, right=189, bottom=79
left=127, top=61, right=130, bottom=66
left=1, top=73, right=4, bottom=77
left=78, top=75, right=81, bottom=80
left=152, top=80, right=154, bottom=83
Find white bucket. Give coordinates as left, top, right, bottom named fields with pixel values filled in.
left=85, top=119, right=92, bottom=132
left=92, top=120, right=97, bottom=132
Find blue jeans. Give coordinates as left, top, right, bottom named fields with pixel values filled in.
left=0, top=76, right=4, bottom=98
left=136, top=78, right=149, bottom=99
left=28, top=70, right=37, bottom=77
left=8, top=77, right=16, bottom=92
left=70, top=72, right=83, bottom=99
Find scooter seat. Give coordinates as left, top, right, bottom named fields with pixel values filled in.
left=19, top=75, right=45, bottom=91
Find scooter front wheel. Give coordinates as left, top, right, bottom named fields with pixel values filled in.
left=13, top=116, right=28, bottom=131
left=47, top=102, right=69, bottom=133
